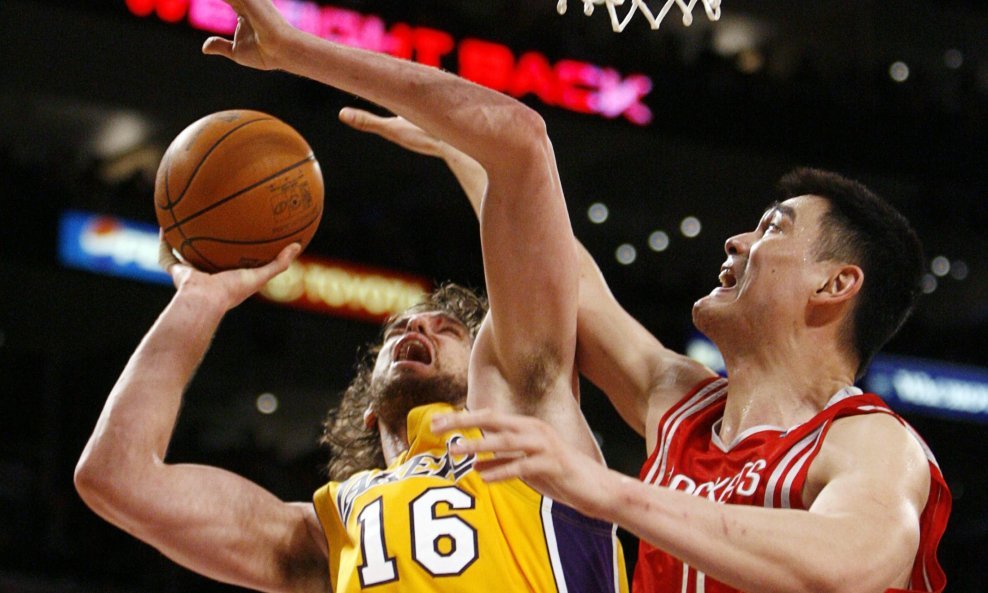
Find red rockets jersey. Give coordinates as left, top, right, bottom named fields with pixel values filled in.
left=632, top=377, right=951, bottom=593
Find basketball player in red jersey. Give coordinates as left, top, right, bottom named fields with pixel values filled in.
left=398, top=124, right=952, bottom=590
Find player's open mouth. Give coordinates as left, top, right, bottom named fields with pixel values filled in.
left=394, top=336, right=433, bottom=365
left=718, top=265, right=737, bottom=289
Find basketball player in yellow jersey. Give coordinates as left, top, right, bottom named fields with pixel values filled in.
left=316, top=402, right=626, bottom=593
left=73, top=0, right=629, bottom=592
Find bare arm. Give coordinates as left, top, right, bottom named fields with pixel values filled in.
left=207, top=0, right=576, bottom=400
left=204, top=1, right=576, bottom=395
left=74, top=244, right=329, bottom=593
left=435, top=410, right=931, bottom=593
left=339, top=109, right=714, bottom=441
left=206, top=1, right=584, bottom=446
left=337, top=108, right=487, bottom=218
left=575, top=244, right=716, bottom=438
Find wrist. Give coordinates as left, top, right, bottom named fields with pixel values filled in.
left=172, top=281, right=230, bottom=325
left=572, top=465, right=625, bottom=523
left=266, top=22, right=308, bottom=72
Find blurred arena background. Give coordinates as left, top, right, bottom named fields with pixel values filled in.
left=0, top=0, right=985, bottom=590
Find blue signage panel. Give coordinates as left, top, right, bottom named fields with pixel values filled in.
left=58, top=210, right=171, bottom=285
left=686, top=333, right=988, bottom=424
left=862, top=354, right=988, bottom=424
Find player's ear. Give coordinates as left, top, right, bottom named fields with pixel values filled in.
left=813, top=263, right=863, bottom=303
left=363, top=406, right=379, bottom=430
left=807, top=263, right=862, bottom=327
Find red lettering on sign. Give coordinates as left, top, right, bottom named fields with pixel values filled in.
left=511, top=52, right=559, bottom=106
left=156, top=0, right=189, bottom=22
left=412, top=28, right=455, bottom=67
left=458, top=39, right=515, bottom=91
left=556, top=60, right=596, bottom=114
left=125, top=0, right=156, bottom=17
left=130, top=0, right=654, bottom=125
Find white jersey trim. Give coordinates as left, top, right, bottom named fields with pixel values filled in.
left=780, top=426, right=827, bottom=508
left=762, top=427, right=821, bottom=508
left=711, top=419, right=785, bottom=453
left=611, top=523, right=621, bottom=593
left=644, top=378, right=727, bottom=485
left=541, top=497, right=569, bottom=593
left=824, top=385, right=864, bottom=407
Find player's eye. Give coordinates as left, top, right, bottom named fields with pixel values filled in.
left=384, top=321, right=408, bottom=339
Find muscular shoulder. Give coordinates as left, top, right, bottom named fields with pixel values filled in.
left=804, top=413, right=930, bottom=512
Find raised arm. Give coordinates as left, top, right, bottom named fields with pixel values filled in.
left=206, top=0, right=582, bottom=441
left=338, top=108, right=487, bottom=218
left=575, top=245, right=716, bottom=438
left=339, top=109, right=714, bottom=444
left=74, top=244, right=329, bottom=593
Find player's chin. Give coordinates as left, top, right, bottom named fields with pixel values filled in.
left=691, top=296, right=727, bottom=334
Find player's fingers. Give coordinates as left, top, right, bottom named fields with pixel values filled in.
left=201, top=37, right=234, bottom=57
left=450, top=433, right=530, bottom=457
left=338, top=107, right=386, bottom=132
left=474, top=457, right=531, bottom=483
left=432, top=408, right=518, bottom=434
left=157, top=233, right=181, bottom=272
left=243, top=243, right=300, bottom=285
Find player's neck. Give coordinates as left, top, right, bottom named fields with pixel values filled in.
left=378, top=422, right=410, bottom=466
left=719, top=341, right=856, bottom=444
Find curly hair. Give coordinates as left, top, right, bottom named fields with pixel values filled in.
left=320, top=282, right=489, bottom=481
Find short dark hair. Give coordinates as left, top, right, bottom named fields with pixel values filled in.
left=777, top=168, right=924, bottom=379
left=320, top=282, right=488, bottom=481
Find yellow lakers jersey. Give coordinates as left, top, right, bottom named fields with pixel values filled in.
left=313, top=403, right=628, bottom=593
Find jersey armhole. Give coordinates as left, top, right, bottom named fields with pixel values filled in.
left=640, top=376, right=727, bottom=481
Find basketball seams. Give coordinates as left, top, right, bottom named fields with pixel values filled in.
left=180, top=210, right=321, bottom=248
left=161, top=155, right=318, bottom=233
left=159, top=115, right=277, bottom=272
left=162, top=116, right=274, bottom=212
left=178, top=211, right=321, bottom=271
left=153, top=110, right=324, bottom=272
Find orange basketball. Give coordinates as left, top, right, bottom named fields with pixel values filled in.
left=154, top=109, right=324, bottom=272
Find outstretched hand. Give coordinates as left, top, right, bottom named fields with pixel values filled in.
left=431, top=409, right=612, bottom=518
left=339, top=107, right=446, bottom=158
left=201, top=0, right=290, bottom=71
left=158, top=235, right=300, bottom=312
left=340, top=106, right=488, bottom=216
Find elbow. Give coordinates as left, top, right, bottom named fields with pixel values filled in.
left=496, top=105, right=552, bottom=160
left=516, top=107, right=551, bottom=151
left=74, top=446, right=134, bottom=520
left=74, top=450, right=110, bottom=511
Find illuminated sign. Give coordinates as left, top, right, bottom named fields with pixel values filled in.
left=59, top=210, right=172, bottom=285
left=58, top=210, right=429, bottom=322
left=863, top=355, right=988, bottom=425
left=685, top=333, right=988, bottom=424
left=125, top=0, right=654, bottom=125
left=260, top=257, right=430, bottom=323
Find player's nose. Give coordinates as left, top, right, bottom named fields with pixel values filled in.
left=724, top=232, right=750, bottom=256
left=406, top=313, right=438, bottom=335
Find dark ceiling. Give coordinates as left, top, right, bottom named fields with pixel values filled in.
left=0, top=0, right=986, bottom=591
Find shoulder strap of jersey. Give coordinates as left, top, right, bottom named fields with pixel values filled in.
left=640, top=377, right=728, bottom=484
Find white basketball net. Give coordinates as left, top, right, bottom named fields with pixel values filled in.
left=557, top=0, right=722, bottom=32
